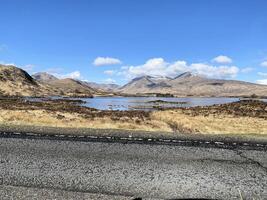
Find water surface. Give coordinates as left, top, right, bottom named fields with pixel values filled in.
left=77, top=97, right=240, bottom=111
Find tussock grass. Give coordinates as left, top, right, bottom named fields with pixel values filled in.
left=0, top=98, right=266, bottom=135
left=152, top=110, right=267, bottom=135
left=0, top=109, right=172, bottom=132
left=0, top=108, right=267, bottom=135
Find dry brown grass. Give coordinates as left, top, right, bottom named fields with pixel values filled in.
left=0, top=98, right=266, bottom=135
left=151, top=110, right=267, bottom=135
left=1, top=107, right=267, bottom=135
left=0, top=109, right=172, bottom=132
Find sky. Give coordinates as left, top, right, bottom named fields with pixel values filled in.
left=1, top=0, right=267, bottom=85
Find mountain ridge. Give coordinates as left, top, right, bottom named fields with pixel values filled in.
left=2, top=65, right=267, bottom=97
left=119, top=73, right=267, bottom=97
left=83, top=82, right=120, bottom=92
left=32, top=72, right=120, bottom=93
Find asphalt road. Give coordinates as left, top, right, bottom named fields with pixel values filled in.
left=0, top=185, right=136, bottom=200
left=0, top=136, right=266, bottom=200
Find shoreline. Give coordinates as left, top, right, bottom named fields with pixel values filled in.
left=1, top=93, right=267, bottom=98
left=0, top=97, right=266, bottom=136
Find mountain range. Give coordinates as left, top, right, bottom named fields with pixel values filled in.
left=1, top=64, right=267, bottom=97
left=119, top=72, right=267, bottom=97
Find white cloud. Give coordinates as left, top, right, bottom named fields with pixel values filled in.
left=93, top=57, right=122, bottom=66
left=55, top=71, right=81, bottom=79
left=104, top=78, right=116, bottom=84
left=258, top=72, right=267, bottom=77
left=260, top=61, right=267, bottom=67
left=212, top=55, right=233, bottom=64
left=104, top=70, right=115, bottom=75
left=241, top=67, right=254, bottom=73
left=122, top=58, right=171, bottom=78
left=119, top=58, right=239, bottom=80
left=256, top=79, right=267, bottom=85
left=190, top=63, right=239, bottom=78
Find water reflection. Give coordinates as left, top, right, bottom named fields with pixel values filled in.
left=79, top=97, right=240, bottom=111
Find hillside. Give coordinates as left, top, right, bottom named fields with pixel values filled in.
left=33, top=72, right=107, bottom=96
left=48, top=78, right=97, bottom=97
left=0, top=65, right=95, bottom=97
left=84, top=82, right=120, bottom=92
left=0, top=64, right=65, bottom=97
left=33, top=72, right=114, bottom=95
left=119, top=72, right=267, bottom=97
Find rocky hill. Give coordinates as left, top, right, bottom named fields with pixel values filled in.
left=0, top=65, right=63, bottom=97
left=0, top=65, right=94, bottom=97
left=119, top=72, right=267, bottom=97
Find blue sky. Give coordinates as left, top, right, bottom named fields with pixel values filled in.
left=1, top=0, right=267, bottom=85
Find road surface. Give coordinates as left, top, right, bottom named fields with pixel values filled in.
left=0, top=135, right=266, bottom=199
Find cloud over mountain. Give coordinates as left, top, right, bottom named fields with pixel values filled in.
left=119, top=58, right=239, bottom=80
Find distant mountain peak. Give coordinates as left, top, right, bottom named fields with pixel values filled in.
left=132, top=75, right=171, bottom=82
left=131, top=76, right=152, bottom=83
left=174, top=72, right=194, bottom=79
left=149, top=75, right=172, bottom=80
left=83, top=81, right=120, bottom=92
left=32, top=72, right=58, bottom=82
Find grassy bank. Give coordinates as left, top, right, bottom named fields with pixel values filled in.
left=0, top=98, right=266, bottom=135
